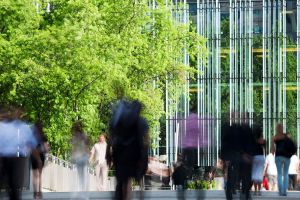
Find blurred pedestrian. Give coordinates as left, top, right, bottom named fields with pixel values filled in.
left=172, top=154, right=186, bottom=190
left=239, top=123, right=255, bottom=200
left=31, top=120, right=49, bottom=199
left=288, top=154, right=299, bottom=190
left=172, top=156, right=187, bottom=200
left=181, top=113, right=209, bottom=184
left=251, top=125, right=265, bottom=196
left=272, top=123, right=296, bottom=196
left=71, top=121, right=89, bottom=191
left=89, top=134, right=108, bottom=191
left=220, top=113, right=255, bottom=200
left=109, top=99, right=149, bottom=200
left=0, top=105, right=38, bottom=200
left=264, top=152, right=277, bottom=191
left=220, top=123, right=240, bottom=200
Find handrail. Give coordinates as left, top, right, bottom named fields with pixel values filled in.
left=45, top=154, right=96, bottom=175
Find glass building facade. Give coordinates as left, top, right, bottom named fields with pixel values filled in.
left=164, top=0, right=300, bottom=166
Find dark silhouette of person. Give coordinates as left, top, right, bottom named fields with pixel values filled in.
left=108, top=100, right=149, bottom=200
left=272, top=123, right=296, bottom=196
left=238, top=123, right=255, bottom=200
left=221, top=123, right=241, bottom=200
left=31, top=120, right=49, bottom=199
left=221, top=120, right=255, bottom=200
left=172, top=158, right=187, bottom=200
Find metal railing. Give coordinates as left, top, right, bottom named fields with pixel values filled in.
left=46, top=154, right=97, bottom=175
left=42, top=154, right=116, bottom=191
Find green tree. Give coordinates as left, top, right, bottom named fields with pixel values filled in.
left=0, top=0, right=206, bottom=158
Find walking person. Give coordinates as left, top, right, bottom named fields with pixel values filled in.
left=172, top=155, right=187, bottom=200
left=109, top=99, right=149, bottom=200
left=251, top=125, right=265, bottom=196
left=264, top=152, right=277, bottom=191
left=31, top=120, right=49, bottom=199
left=71, top=121, right=89, bottom=191
left=239, top=123, right=255, bottom=200
left=0, top=105, right=38, bottom=200
left=220, top=123, right=240, bottom=200
left=89, top=134, right=108, bottom=191
left=272, top=123, right=296, bottom=196
left=288, top=154, right=299, bottom=190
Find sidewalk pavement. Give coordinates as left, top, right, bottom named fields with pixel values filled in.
left=1, top=190, right=300, bottom=199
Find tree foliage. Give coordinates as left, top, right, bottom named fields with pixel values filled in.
left=0, top=0, right=206, bottom=158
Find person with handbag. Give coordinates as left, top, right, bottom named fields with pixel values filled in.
left=251, top=125, right=266, bottom=196
left=264, top=152, right=277, bottom=191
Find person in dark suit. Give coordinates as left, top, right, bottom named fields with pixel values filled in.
left=238, top=123, right=255, bottom=200
left=108, top=100, right=149, bottom=200
left=172, top=157, right=187, bottom=200
left=221, top=123, right=241, bottom=200
left=221, top=118, right=256, bottom=200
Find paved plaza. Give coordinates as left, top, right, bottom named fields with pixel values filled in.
left=1, top=190, right=300, bottom=200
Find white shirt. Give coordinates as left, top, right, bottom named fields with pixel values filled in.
left=90, top=142, right=107, bottom=165
left=289, top=155, right=299, bottom=175
left=265, top=153, right=277, bottom=176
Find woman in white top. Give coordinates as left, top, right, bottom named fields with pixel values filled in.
left=288, top=154, right=299, bottom=190
left=264, top=152, right=278, bottom=191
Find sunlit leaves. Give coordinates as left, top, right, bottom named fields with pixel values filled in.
left=0, top=0, right=206, bottom=158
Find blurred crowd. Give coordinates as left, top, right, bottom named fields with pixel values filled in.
left=220, top=121, right=298, bottom=200
left=0, top=100, right=150, bottom=200
left=1, top=104, right=300, bottom=200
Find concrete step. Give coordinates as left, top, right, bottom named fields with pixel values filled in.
left=1, top=190, right=300, bottom=199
